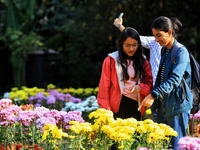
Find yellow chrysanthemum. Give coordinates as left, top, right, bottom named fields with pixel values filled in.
left=11, top=87, right=18, bottom=92
left=69, top=121, right=93, bottom=135
left=145, top=108, right=152, bottom=115
left=143, top=119, right=154, bottom=124
left=91, top=124, right=100, bottom=132
left=158, top=123, right=178, bottom=137
left=123, top=118, right=138, bottom=126
left=42, top=123, right=68, bottom=142
left=68, top=135, right=75, bottom=139
left=113, top=132, right=132, bottom=141
left=42, top=130, right=48, bottom=141
left=43, top=123, right=56, bottom=131
left=89, top=108, right=113, bottom=120
left=70, top=124, right=81, bottom=134
left=101, top=125, right=115, bottom=136
left=118, top=126, right=136, bottom=135
left=136, top=123, right=148, bottom=134
left=47, top=83, right=56, bottom=89
left=51, top=128, right=63, bottom=139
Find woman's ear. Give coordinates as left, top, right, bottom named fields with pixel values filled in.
left=168, top=29, right=173, bottom=37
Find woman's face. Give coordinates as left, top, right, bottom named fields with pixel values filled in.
left=122, top=37, right=139, bottom=57
left=152, top=28, right=172, bottom=46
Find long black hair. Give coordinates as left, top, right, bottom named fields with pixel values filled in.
left=117, top=27, right=145, bottom=80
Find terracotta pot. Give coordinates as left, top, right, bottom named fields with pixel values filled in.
left=34, top=145, right=43, bottom=150
left=0, top=145, right=4, bottom=150
left=0, top=144, right=16, bottom=150
left=16, top=143, right=23, bottom=150
left=16, top=143, right=43, bottom=150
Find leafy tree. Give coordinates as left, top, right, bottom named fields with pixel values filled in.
left=0, top=0, right=200, bottom=91
left=0, top=0, right=44, bottom=88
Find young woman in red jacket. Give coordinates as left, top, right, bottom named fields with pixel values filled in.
left=97, top=27, right=153, bottom=121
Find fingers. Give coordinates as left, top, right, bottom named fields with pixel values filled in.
left=138, top=96, right=153, bottom=111
left=113, top=18, right=120, bottom=27
left=113, top=13, right=124, bottom=28
left=131, top=87, right=135, bottom=92
left=138, top=102, right=149, bottom=111
left=131, top=85, right=141, bottom=94
left=138, top=99, right=144, bottom=111
left=138, top=105, right=142, bottom=111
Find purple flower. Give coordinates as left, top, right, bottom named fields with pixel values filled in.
left=0, top=99, right=12, bottom=110
left=70, top=97, right=82, bottom=103
left=65, top=94, right=72, bottom=101
left=65, top=94, right=82, bottom=103
left=43, top=109, right=62, bottom=123
left=63, top=111, right=85, bottom=130
left=7, top=105, right=21, bottom=114
left=36, top=116, right=56, bottom=130
left=59, top=110, right=68, bottom=119
left=28, top=93, right=46, bottom=105
left=35, top=103, right=43, bottom=107
left=178, top=136, right=200, bottom=149
left=46, top=95, right=56, bottom=104
left=35, top=93, right=46, bottom=100
left=28, top=96, right=35, bottom=103
left=15, top=110, right=36, bottom=126
left=0, top=110, right=15, bottom=125
left=137, top=148, right=149, bottom=150
left=49, top=90, right=65, bottom=101
left=192, top=110, right=200, bottom=120
left=33, top=106, right=50, bottom=119
left=0, top=105, right=21, bottom=125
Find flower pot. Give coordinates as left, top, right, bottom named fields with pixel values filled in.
left=16, top=143, right=43, bottom=150
left=0, top=144, right=16, bottom=150
left=34, top=144, right=43, bottom=150
left=16, top=143, right=23, bottom=150
left=0, top=145, right=3, bottom=150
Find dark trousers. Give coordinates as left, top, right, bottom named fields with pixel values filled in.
left=114, top=95, right=141, bottom=120
left=110, top=95, right=141, bottom=150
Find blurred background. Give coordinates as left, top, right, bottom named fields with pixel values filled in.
left=0, top=0, right=199, bottom=95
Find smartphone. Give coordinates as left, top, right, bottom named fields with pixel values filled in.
left=118, top=13, right=124, bottom=19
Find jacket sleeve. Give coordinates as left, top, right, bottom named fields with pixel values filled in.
left=139, top=60, right=153, bottom=96
left=97, top=56, right=111, bottom=110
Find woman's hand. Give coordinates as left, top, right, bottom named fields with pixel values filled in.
left=138, top=94, right=154, bottom=110
left=113, top=16, right=125, bottom=32
left=131, top=85, right=141, bottom=94
left=113, top=18, right=123, bottom=28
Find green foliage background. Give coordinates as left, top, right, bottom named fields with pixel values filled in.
left=0, top=0, right=199, bottom=92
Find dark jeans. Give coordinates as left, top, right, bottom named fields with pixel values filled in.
left=166, top=112, right=189, bottom=150
left=156, top=102, right=190, bottom=150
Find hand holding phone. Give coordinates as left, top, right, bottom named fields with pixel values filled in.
left=116, top=13, right=124, bottom=28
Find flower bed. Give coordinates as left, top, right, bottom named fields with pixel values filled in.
left=0, top=98, right=178, bottom=150
left=1, top=84, right=200, bottom=149
left=4, top=84, right=99, bottom=120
